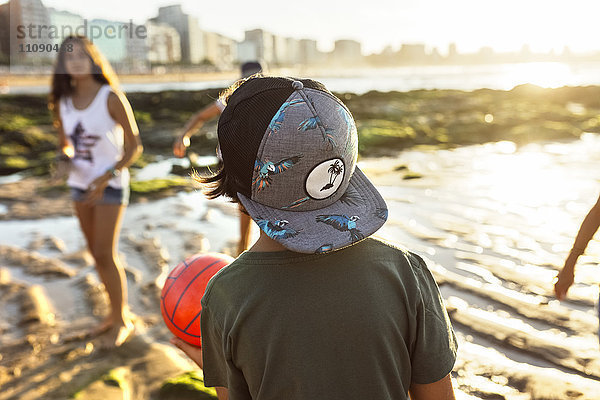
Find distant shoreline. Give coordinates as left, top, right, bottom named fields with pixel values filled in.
left=5, top=61, right=600, bottom=94
left=2, top=70, right=240, bottom=88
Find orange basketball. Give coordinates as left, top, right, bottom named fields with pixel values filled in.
left=161, top=253, right=234, bottom=346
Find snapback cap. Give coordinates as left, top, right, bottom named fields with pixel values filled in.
left=217, top=76, right=388, bottom=254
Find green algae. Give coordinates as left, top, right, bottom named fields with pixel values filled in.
left=159, top=371, right=217, bottom=399
left=130, top=177, right=194, bottom=200
left=3, top=85, right=600, bottom=177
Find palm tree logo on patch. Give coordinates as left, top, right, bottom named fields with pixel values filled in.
left=321, top=159, right=343, bottom=191
left=305, top=158, right=346, bottom=200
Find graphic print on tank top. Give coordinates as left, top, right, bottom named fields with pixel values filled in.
left=70, top=121, right=100, bottom=163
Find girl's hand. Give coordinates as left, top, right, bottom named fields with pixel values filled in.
left=173, top=134, right=190, bottom=158
left=554, top=253, right=577, bottom=300
left=85, top=173, right=110, bottom=205
left=170, top=336, right=203, bottom=369
left=554, top=268, right=575, bottom=300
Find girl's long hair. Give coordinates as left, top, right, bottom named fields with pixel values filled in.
left=48, top=35, right=120, bottom=125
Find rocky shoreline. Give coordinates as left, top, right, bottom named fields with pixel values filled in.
left=3, top=84, right=600, bottom=177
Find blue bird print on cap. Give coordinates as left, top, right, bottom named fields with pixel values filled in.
left=298, top=102, right=336, bottom=150
left=282, top=196, right=310, bottom=209
left=257, top=219, right=301, bottom=240
left=315, top=244, right=334, bottom=254
left=339, top=187, right=362, bottom=206
left=298, top=115, right=320, bottom=131
left=316, top=214, right=365, bottom=243
left=253, top=155, right=302, bottom=192
left=267, top=98, right=305, bottom=136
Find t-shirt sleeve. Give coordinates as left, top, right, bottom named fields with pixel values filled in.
left=408, top=252, right=458, bottom=384
left=200, top=302, right=229, bottom=387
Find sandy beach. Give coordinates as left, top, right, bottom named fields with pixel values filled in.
left=1, top=135, right=600, bottom=399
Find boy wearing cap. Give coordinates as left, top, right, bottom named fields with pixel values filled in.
left=171, top=77, right=457, bottom=400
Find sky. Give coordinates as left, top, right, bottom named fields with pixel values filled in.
left=5, top=0, right=600, bottom=55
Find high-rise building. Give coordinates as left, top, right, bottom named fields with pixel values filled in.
left=448, top=43, right=458, bottom=59
left=272, top=35, right=288, bottom=66
left=0, top=2, right=10, bottom=62
left=299, top=39, right=320, bottom=65
left=155, top=5, right=203, bottom=64
left=237, top=40, right=258, bottom=63
left=397, top=43, right=427, bottom=64
left=146, top=21, right=181, bottom=64
left=82, top=19, right=148, bottom=72
left=7, top=0, right=53, bottom=64
left=244, top=29, right=274, bottom=65
left=286, top=37, right=300, bottom=66
left=89, top=19, right=127, bottom=63
left=203, top=31, right=236, bottom=69
left=124, top=21, right=149, bottom=72
left=332, top=39, right=362, bottom=64
left=47, top=8, right=83, bottom=46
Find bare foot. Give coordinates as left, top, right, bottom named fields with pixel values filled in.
left=86, top=316, right=113, bottom=338
left=88, top=309, right=135, bottom=339
left=99, top=320, right=135, bottom=349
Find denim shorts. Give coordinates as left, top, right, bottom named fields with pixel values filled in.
left=70, top=186, right=130, bottom=205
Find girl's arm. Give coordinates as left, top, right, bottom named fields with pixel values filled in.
left=50, top=102, right=74, bottom=183
left=173, top=101, right=222, bottom=157
left=555, top=194, right=600, bottom=299
left=53, top=102, right=70, bottom=154
left=107, top=90, right=144, bottom=171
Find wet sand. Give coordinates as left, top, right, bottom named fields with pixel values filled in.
left=2, top=137, right=600, bottom=399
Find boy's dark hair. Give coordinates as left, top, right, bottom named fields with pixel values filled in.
left=240, top=61, right=265, bottom=78
left=196, top=77, right=329, bottom=203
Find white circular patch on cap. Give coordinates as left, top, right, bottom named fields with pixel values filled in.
left=305, top=158, right=345, bottom=200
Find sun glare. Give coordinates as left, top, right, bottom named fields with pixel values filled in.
left=497, top=62, right=574, bottom=89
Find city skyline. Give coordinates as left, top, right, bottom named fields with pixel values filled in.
left=4, top=0, right=600, bottom=75
left=3, top=0, right=600, bottom=55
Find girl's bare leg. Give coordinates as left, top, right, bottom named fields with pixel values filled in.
left=74, top=201, right=113, bottom=336
left=92, top=203, right=133, bottom=347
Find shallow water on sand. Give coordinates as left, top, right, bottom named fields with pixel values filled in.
left=2, top=134, right=600, bottom=398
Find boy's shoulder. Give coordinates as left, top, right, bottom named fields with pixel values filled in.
left=202, top=238, right=429, bottom=303
left=360, top=237, right=426, bottom=266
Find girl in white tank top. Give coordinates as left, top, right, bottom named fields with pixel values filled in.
left=59, top=84, right=130, bottom=190
left=50, top=35, right=143, bottom=348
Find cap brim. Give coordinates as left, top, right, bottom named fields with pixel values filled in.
left=238, top=167, right=388, bottom=254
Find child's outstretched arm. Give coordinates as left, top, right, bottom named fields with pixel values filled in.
left=173, top=101, right=222, bottom=157
left=170, top=337, right=229, bottom=399
left=555, top=194, right=600, bottom=300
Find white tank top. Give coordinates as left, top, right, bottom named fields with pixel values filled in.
left=59, top=85, right=129, bottom=190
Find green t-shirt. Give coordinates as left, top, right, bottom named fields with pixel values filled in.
left=201, top=237, right=457, bottom=400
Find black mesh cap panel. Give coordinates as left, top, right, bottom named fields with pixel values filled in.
left=217, top=77, right=330, bottom=198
